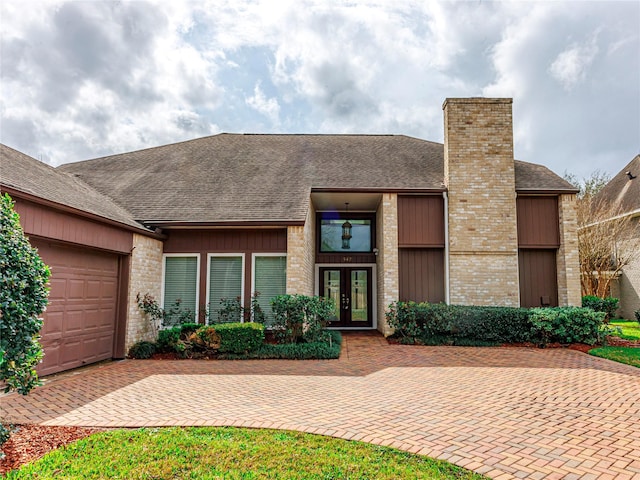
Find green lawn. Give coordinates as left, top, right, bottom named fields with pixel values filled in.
left=5, top=427, right=487, bottom=479
left=609, top=320, right=640, bottom=340
left=589, top=347, right=640, bottom=368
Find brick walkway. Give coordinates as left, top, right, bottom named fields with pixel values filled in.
left=1, top=332, right=639, bottom=479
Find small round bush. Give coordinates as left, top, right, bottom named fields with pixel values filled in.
left=127, top=341, right=157, bottom=359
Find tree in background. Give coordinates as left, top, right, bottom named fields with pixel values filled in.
left=565, top=171, right=640, bottom=298
left=0, top=193, right=50, bottom=395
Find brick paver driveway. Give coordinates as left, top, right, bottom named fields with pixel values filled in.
left=2, top=333, right=639, bottom=479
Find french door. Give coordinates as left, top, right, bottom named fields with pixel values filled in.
left=319, top=267, right=372, bottom=328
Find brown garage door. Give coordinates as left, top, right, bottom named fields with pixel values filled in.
left=33, top=240, right=119, bottom=376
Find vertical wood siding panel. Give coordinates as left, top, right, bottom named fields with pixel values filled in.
left=398, top=196, right=445, bottom=247
left=519, top=249, right=558, bottom=307
left=399, top=249, right=445, bottom=303
left=517, top=197, right=560, bottom=248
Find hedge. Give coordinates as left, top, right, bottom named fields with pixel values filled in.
left=220, top=331, right=342, bottom=360
left=213, top=322, right=265, bottom=354
left=386, top=302, right=531, bottom=344
left=387, top=301, right=608, bottom=347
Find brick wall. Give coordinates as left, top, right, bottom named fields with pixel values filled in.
left=443, top=98, right=520, bottom=306
left=377, top=193, right=399, bottom=335
left=286, top=200, right=315, bottom=296
left=611, top=217, right=640, bottom=319
left=126, top=233, right=164, bottom=349
left=556, top=193, right=582, bottom=306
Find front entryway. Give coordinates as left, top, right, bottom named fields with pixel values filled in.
left=319, top=267, right=372, bottom=328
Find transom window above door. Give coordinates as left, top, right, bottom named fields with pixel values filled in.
left=318, top=213, right=375, bottom=253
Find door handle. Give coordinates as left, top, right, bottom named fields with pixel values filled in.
left=341, top=295, right=350, bottom=310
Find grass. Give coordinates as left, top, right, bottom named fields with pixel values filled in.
left=589, top=347, right=640, bottom=368
left=5, top=427, right=487, bottom=479
left=608, top=320, right=640, bottom=340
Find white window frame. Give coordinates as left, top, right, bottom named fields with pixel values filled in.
left=251, top=253, right=287, bottom=322
left=206, top=253, right=245, bottom=324
left=161, top=253, right=201, bottom=320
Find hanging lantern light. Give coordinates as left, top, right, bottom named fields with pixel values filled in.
left=342, top=202, right=352, bottom=249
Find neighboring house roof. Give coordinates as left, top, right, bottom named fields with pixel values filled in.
left=594, top=155, right=640, bottom=215
left=0, top=143, right=150, bottom=232
left=58, top=134, right=576, bottom=225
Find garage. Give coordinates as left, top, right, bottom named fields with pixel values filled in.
left=33, top=240, right=120, bottom=376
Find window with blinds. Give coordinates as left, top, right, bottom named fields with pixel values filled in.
left=163, top=255, right=198, bottom=325
left=208, top=255, right=244, bottom=323
left=254, top=255, right=287, bottom=325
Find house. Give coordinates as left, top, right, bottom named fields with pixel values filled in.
left=1, top=97, right=581, bottom=375
left=594, top=155, right=640, bottom=319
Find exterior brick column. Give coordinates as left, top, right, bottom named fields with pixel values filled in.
left=557, top=193, right=582, bottom=306
left=126, top=233, right=164, bottom=349
left=443, top=98, right=520, bottom=306
left=286, top=201, right=315, bottom=296
left=377, top=193, right=399, bottom=336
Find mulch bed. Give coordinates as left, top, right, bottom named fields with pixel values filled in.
left=0, top=425, right=106, bottom=474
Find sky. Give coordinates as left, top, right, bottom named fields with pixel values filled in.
left=1, top=0, right=639, bottom=181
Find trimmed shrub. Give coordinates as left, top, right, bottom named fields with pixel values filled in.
left=270, top=294, right=335, bottom=344
left=213, top=322, right=264, bottom=354
left=582, top=296, right=619, bottom=321
left=127, top=341, right=157, bottom=359
left=634, top=309, right=639, bottom=323
left=529, top=307, right=606, bottom=346
left=1, top=194, right=50, bottom=395
left=222, top=331, right=342, bottom=360
left=386, top=302, right=531, bottom=344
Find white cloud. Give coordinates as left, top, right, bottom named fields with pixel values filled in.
left=246, top=83, right=280, bottom=124
left=549, top=36, right=599, bottom=91
left=0, top=0, right=638, bottom=178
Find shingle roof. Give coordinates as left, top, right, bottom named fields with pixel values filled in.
left=57, top=133, right=577, bottom=224
left=594, top=155, right=640, bottom=214
left=0, top=144, right=148, bottom=231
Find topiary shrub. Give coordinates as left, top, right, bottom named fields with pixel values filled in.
left=529, top=307, right=606, bottom=346
left=582, top=296, right=619, bottom=321
left=213, top=322, right=265, bottom=354
left=0, top=194, right=50, bottom=395
left=127, top=341, right=157, bottom=359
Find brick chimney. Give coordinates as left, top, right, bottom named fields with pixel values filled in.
left=443, top=98, right=520, bottom=306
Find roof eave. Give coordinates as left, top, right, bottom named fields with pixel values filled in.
left=141, top=220, right=304, bottom=229
left=1, top=185, right=163, bottom=239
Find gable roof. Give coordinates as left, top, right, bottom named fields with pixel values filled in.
left=594, top=154, right=640, bottom=215
left=0, top=143, right=149, bottom=232
left=57, top=133, right=576, bottom=225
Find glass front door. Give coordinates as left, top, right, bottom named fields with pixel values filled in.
left=320, top=267, right=372, bottom=328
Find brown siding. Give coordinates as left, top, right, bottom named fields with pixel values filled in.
left=517, top=196, right=560, bottom=248
left=14, top=198, right=133, bottom=254
left=163, top=229, right=287, bottom=314
left=519, top=249, right=558, bottom=307
left=399, top=249, right=445, bottom=303
left=398, top=195, right=445, bottom=247
left=163, top=229, right=287, bottom=253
